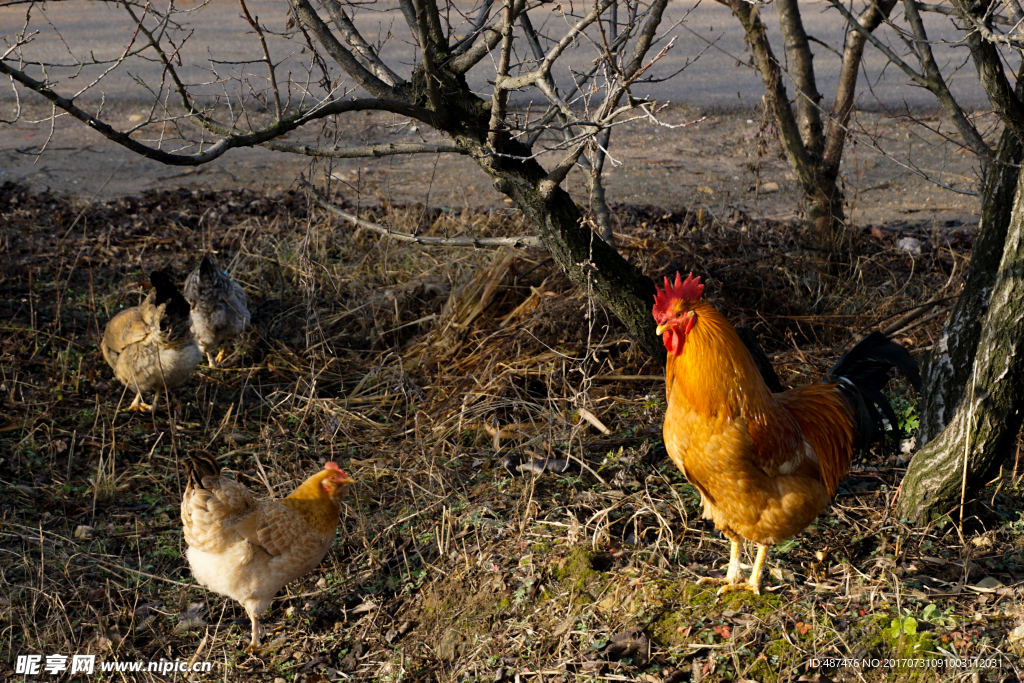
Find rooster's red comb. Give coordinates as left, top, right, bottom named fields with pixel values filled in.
left=653, top=272, right=704, bottom=316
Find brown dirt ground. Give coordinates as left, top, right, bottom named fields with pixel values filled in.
left=2, top=101, right=986, bottom=231
left=2, top=103, right=1022, bottom=683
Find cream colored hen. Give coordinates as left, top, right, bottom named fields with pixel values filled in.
left=181, top=454, right=354, bottom=651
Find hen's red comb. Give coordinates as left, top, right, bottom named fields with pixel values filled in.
left=324, top=461, right=353, bottom=481
left=653, top=272, right=704, bottom=316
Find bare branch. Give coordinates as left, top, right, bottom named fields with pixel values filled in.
left=950, top=0, right=1024, bottom=142
left=413, top=0, right=444, bottom=112
left=287, top=0, right=401, bottom=99
left=0, top=56, right=439, bottom=165
left=263, top=139, right=466, bottom=158
left=914, top=1, right=1010, bottom=25
left=418, top=0, right=448, bottom=52
left=822, top=0, right=898, bottom=171
left=397, top=0, right=420, bottom=38
left=622, top=0, right=670, bottom=79
left=237, top=0, right=283, bottom=119
left=775, top=0, right=823, bottom=156
left=448, top=6, right=506, bottom=73
left=823, top=0, right=931, bottom=94
left=497, top=0, right=617, bottom=91
left=720, top=0, right=814, bottom=187
left=488, top=0, right=519, bottom=150
left=452, top=0, right=496, bottom=56
left=902, top=0, right=989, bottom=158
left=947, top=0, right=1024, bottom=46
left=300, top=177, right=542, bottom=249
left=1001, top=0, right=1024, bottom=25
left=322, top=0, right=405, bottom=87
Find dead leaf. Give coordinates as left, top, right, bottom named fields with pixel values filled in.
left=969, top=577, right=1004, bottom=593
left=603, top=626, right=650, bottom=666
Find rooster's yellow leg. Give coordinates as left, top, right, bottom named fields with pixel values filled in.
left=718, top=544, right=768, bottom=596
left=127, top=393, right=153, bottom=413
left=725, top=539, right=743, bottom=582
left=698, top=539, right=744, bottom=588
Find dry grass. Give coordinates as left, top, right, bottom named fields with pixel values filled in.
left=0, top=180, right=1022, bottom=682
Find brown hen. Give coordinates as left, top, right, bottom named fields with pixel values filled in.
left=101, top=271, right=201, bottom=413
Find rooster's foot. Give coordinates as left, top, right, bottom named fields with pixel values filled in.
left=696, top=574, right=743, bottom=589
left=715, top=581, right=762, bottom=596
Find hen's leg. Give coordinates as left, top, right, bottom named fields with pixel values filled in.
left=718, top=544, right=768, bottom=595
left=149, top=390, right=161, bottom=416
left=127, top=393, right=153, bottom=413
left=214, top=349, right=225, bottom=365
left=245, top=611, right=261, bottom=652
left=206, top=351, right=216, bottom=367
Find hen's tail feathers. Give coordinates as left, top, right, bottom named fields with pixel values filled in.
left=826, top=331, right=922, bottom=454
left=184, top=453, right=221, bottom=491
left=198, top=254, right=234, bottom=290
left=149, top=270, right=192, bottom=335
left=199, top=255, right=218, bottom=278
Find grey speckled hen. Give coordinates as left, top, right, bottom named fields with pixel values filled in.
left=183, top=254, right=250, bottom=366
left=101, top=271, right=202, bottom=413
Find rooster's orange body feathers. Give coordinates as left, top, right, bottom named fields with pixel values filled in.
left=654, top=272, right=919, bottom=593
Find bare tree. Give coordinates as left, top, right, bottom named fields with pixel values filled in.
left=0, top=0, right=692, bottom=360
left=715, top=0, right=899, bottom=257
left=832, top=0, right=1024, bottom=523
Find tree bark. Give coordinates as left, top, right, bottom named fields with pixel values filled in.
left=896, top=162, right=1024, bottom=523
left=914, top=126, right=1021, bottom=447
left=895, top=15, right=1024, bottom=523
left=489, top=161, right=666, bottom=364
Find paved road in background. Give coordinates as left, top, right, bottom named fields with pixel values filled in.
left=0, top=0, right=992, bottom=209
left=1, top=0, right=991, bottom=111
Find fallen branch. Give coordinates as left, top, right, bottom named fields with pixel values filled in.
left=300, top=177, right=542, bottom=249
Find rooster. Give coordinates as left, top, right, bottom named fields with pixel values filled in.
left=653, top=272, right=920, bottom=594
left=181, top=455, right=354, bottom=650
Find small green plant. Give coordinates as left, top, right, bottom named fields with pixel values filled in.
left=890, top=614, right=917, bottom=638
left=922, top=603, right=956, bottom=626
left=888, top=393, right=920, bottom=435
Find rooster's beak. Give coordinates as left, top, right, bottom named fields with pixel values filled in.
left=655, top=324, right=669, bottom=335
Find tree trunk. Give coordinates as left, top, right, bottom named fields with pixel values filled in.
left=805, top=172, right=846, bottom=256
left=915, top=126, right=1022, bottom=447
left=723, top=0, right=846, bottom=256
left=497, top=168, right=666, bottom=364
left=896, top=148, right=1024, bottom=523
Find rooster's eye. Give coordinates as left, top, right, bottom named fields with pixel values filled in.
left=677, top=312, right=683, bottom=318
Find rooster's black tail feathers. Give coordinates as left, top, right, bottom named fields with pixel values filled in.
left=826, top=331, right=921, bottom=454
